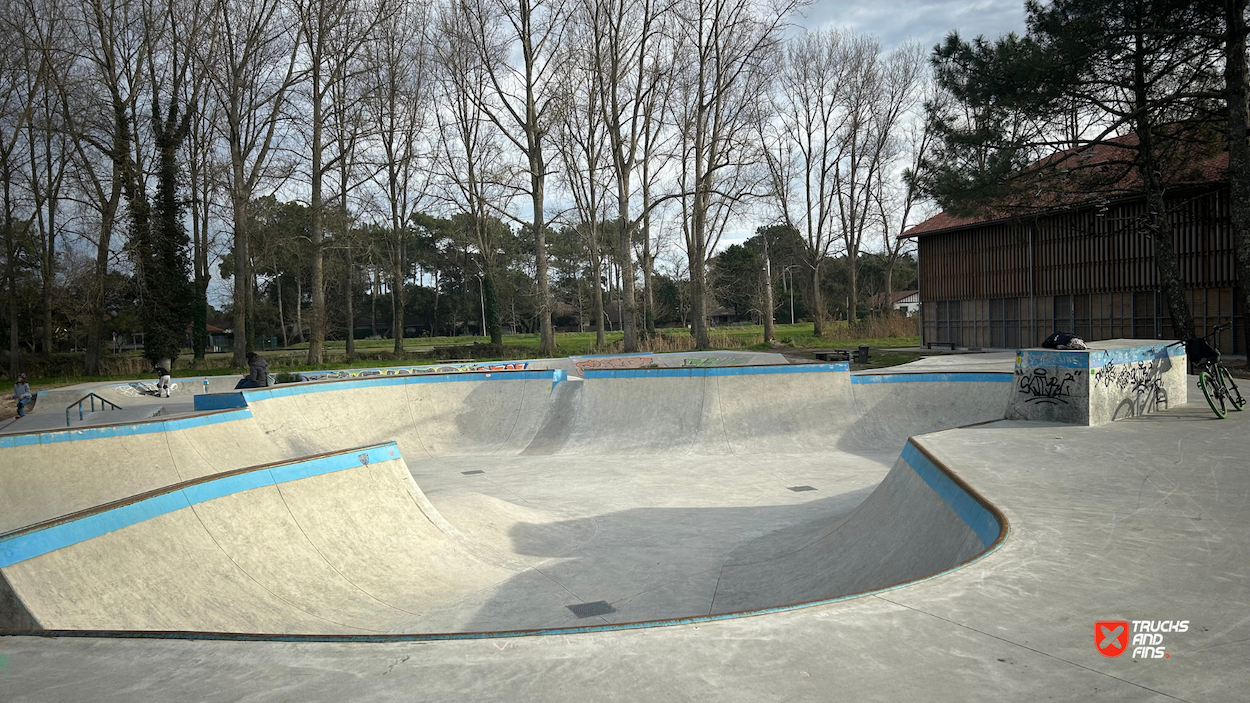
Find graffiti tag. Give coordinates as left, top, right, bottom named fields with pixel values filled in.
left=1016, top=368, right=1078, bottom=405
left=575, top=356, right=652, bottom=371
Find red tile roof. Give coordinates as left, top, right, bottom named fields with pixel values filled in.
left=904, top=134, right=1229, bottom=237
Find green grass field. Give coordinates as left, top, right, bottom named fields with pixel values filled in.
left=12, top=321, right=923, bottom=391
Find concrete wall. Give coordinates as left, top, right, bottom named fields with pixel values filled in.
left=1006, top=340, right=1186, bottom=425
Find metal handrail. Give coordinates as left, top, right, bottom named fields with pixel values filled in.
left=66, top=393, right=122, bottom=427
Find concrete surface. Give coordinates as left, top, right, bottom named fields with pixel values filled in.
left=0, top=359, right=1246, bottom=701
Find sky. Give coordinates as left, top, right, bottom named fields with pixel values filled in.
left=798, top=0, right=1027, bottom=50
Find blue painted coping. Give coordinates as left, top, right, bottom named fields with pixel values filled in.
left=900, top=441, right=1000, bottom=548
left=193, top=393, right=248, bottom=411
left=0, top=442, right=401, bottom=568
left=583, top=362, right=849, bottom=378
left=1017, top=343, right=1185, bottom=370
left=0, top=409, right=253, bottom=449
left=851, top=372, right=1013, bottom=384
left=243, top=369, right=566, bottom=402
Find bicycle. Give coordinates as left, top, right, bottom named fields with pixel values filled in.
left=1178, top=323, right=1246, bottom=419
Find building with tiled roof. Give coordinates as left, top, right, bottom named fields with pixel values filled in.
left=902, top=136, right=1243, bottom=354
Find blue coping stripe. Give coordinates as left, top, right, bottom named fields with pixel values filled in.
left=242, top=369, right=565, bottom=402
left=0, top=443, right=401, bottom=568
left=900, top=441, right=1000, bottom=549
left=0, top=409, right=253, bottom=449
left=1017, top=343, right=1185, bottom=370
left=583, top=362, right=848, bottom=379
left=851, top=372, right=1013, bottom=384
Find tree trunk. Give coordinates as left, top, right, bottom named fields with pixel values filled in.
left=1227, top=0, right=1250, bottom=349
left=371, top=267, right=378, bottom=338
left=392, top=258, right=405, bottom=352
left=618, top=183, right=638, bottom=351
left=231, top=187, right=250, bottom=368
left=847, top=259, right=859, bottom=323
left=308, top=67, right=326, bottom=364
left=690, top=257, right=709, bottom=348
left=4, top=180, right=17, bottom=378
left=345, top=246, right=355, bottom=355
left=811, top=261, right=825, bottom=337
left=484, top=267, right=502, bottom=345
left=277, top=270, right=287, bottom=348
left=763, top=244, right=775, bottom=344
left=533, top=152, right=555, bottom=355
left=1134, top=30, right=1192, bottom=340
left=590, top=230, right=605, bottom=348
left=295, top=274, right=304, bottom=343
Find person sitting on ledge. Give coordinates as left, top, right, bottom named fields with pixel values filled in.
left=234, top=352, right=270, bottom=389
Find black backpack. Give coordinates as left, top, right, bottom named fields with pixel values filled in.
left=1041, top=331, right=1078, bottom=349
left=1185, top=337, right=1219, bottom=364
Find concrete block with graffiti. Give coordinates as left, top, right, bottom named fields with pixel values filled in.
left=1006, top=340, right=1186, bottom=425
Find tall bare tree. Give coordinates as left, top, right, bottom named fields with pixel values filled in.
left=211, top=0, right=301, bottom=367
left=458, top=0, right=570, bottom=356
left=297, top=0, right=388, bottom=363
left=366, top=0, right=432, bottom=352
left=672, top=0, right=794, bottom=348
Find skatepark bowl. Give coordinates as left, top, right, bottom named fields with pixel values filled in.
left=0, top=362, right=1013, bottom=639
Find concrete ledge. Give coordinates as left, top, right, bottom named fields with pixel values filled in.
left=1006, top=339, right=1186, bottom=425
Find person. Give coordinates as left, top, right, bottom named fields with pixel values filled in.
left=235, top=352, right=270, bottom=389
left=12, top=373, right=32, bottom=418
left=154, top=364, right=171, bottom=398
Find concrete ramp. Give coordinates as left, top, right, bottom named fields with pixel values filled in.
left=0, top=444, right=511, bottom=633
left=0, top=362, right=1014, bottom=636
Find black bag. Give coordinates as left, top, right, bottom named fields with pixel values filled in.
left=1185, top=337, right=1219, bottom=364
left=1041, top=332, right=1077, bottom=349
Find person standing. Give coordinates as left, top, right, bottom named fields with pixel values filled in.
left=154, top=364, right=172, bottom=398
left=12, top=373, right=32, bottom=418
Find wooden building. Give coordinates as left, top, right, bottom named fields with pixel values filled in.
left=904, top=148, right=1245, bottom=355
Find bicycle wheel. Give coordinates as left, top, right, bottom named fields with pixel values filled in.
left=1219, top=366, right=1246, bottom=411
left=1199, top=370, right=1226, bottom=419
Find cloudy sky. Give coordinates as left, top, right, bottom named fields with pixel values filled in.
left=798, top=0, right=1027, bottom=50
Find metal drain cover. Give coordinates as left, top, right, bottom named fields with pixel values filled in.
left=461, top=470, right=485, bottom=475
left=788, top=485, right=816, bottom=492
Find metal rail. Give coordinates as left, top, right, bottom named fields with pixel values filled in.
left=66, top=393, right=122, bottom=427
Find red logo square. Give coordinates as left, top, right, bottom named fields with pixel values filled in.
left=1096, top=620, right=1130, bottom=657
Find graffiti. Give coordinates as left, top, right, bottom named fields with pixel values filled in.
left=1016, top=368, right=1078, bottom=404
left=575, top=356, right=653, bottom=371
left=682, top=357, right=732, bottom=367
left=1092, top=360, right=1164, bottom=395
left=301, top=361, right=529, bottom=381
left=358, top=452, right=371, bottom=466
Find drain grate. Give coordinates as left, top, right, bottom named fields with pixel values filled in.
left=788, top=485, right=816, bottom=492
left=461, top=470, right=485, bottom=475
left=567, top=600, right=616, bottom=618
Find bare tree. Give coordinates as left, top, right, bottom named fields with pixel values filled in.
left=555, top=13, right=609, bottom=347
left=457, top=0, right=570, bottom=356
left=211, top=0, right=301, bottom=367
left=588, top=0, right=672, bottom=351
left=433, top=0, right=509, bottom=343
left=366, top=0, right=432, bottom=352
left=297, top=0, right=388, bottom=363
left=832, top=37, right=921, bottom=322
left=51, top=0, right=148, bottom=374
left=671, top=0, right=794, bottom=348
left=759, top=28, right=849, bottom=336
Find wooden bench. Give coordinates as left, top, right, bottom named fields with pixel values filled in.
left=925, top=341, right=958, bottom=350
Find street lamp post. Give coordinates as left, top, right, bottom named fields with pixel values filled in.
left=782, top=265, right=799, bottom=325
left=477, top=272, right=486, bottom=339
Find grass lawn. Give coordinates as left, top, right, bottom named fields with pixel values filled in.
left=11, top=321, right=926, bottom=390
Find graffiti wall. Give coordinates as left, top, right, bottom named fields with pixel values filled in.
left=1006, top=342, right=1185, bottom=425
left=299, top=361, right=529, bottom=382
